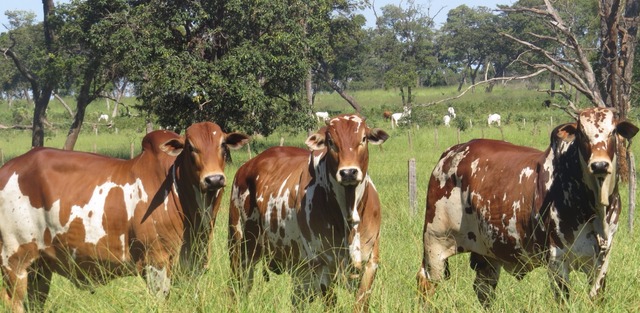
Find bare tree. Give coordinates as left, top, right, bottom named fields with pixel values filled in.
left=500, top=0, right=639, bottom=116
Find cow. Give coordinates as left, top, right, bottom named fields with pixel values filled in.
left=383, top=110, right=393, bottom=121
left=315, top=111, right=330, bottom=122
left=228, top=114, right=388, bottom=312
left=391, top=107, right=411, bottom=129
left=98, top=114, right=109, bottom=122
left=0, top=122, right=249, bottom=312
left=448, top=107, right=456, bottom=119
left=488, top=113, right=501, bottom=126
left=443, top=115, right=451, bottom=127
left=416, top=107, right=638, bottom=308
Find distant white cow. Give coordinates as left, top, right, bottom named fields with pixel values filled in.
left=488, top=113, right=501, bottom=127
left=315, top=111, right=329, bottom=122
left=447, top=107, right=456, bottom=119
left=443, top=115, right=451, bottom=127
left=98, top=114, right=109, bottom=122
left=391, top=108, right=411, bottom=129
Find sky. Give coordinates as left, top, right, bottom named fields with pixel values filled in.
left=1, top=0, right=513, bottom=32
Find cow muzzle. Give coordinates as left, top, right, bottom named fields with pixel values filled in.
left=585, top=158, right=616, bottom=206
left=337, top=167, right=363, bottom=186
left=202, top=174, right=226, bottom=191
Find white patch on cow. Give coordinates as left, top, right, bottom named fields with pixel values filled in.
left=433, top=147, right=470, bottom=188
left=519, top=167, right=534, bottom=184
left=120, top=234, right=127, bottom=260
left=471, top=159, right=480, bottom=176
left=145, top=265, right=171, bottom=299
left=543, top=151, right=555, bottom=190
left=0, top=174, right=148, bottom=267
left=580, top=110, right=615, bottom=146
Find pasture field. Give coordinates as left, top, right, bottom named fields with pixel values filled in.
left=0, top=85, right=639, bottom=312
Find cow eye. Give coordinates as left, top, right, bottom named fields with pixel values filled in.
left=327, top=137, right=338, bottom=152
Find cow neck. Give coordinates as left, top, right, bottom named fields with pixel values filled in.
left=313, top=149, right=367, bottom=270
left=541, top=142, right=618, bottom=247
left=172, top=155, right=219, bottom=274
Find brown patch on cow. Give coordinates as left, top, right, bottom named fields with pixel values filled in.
left=104, top=188, right=128, bottom=237
left=43, top=228, right=52, bottom=246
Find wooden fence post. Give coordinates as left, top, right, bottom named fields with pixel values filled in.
left=629, top=152, right=636, bottom=233
left=247, top=143, right=252, bottom=159
left=130, top=142, right=135, bottom=159
left=0, top=148, right=3, bottom=165
left=408, top=158, right=417, bottom=215
left=280, top=137, right=285, bottom=146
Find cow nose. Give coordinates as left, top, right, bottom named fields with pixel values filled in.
left=204, top=174, right=225, bottom=189
left=590, top=162, right=609, bottom=174
left=339, top=168, right=359, bottom=184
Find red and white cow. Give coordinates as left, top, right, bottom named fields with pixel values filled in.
left=0, top=122, right=249, bottom=312
left=417, top=108, right=638, bottom=307
left=228, top=114, right=388, bottom=312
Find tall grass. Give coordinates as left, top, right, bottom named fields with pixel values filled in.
left=0, top=86, right=639, bottom=312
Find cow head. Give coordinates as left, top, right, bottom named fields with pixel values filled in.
left=161, top=122, right=250, bottom=192
left=305, top=114, right=389, bottom=186
left=554, top=108, right=638, bottom=207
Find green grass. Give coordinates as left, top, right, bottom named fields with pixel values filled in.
left=1, top=86, right=639, bottom=312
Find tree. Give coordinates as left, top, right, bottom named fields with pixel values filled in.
left=372, top=0, right=436, bottom=107
left=107, top=0, right=329, bottom=136
left=0, top=11, right=41, bottom=105
left=438, top=5, right=501, bottom=92
left=1, top=2, right=59, bottom=147
left=55, top=0, right=131, bottom=150
left=500, top=0, right=639, bottom=178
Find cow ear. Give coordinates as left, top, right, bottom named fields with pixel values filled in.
left=616, top=120, right=639, bottom=140
left=550, top=123, right=576, bottom=155
left=225, top=132, right=251, bottom=150
left=160, top=138, right=185, bottom=156
left=367, top=128, right=389, bottom=145
left=306, top=132, right=326, bottom=151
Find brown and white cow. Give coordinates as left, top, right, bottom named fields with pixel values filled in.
left=0, top=122, right=249, bottom=312
left=228, top=114, right=388, bottom=312
left=417, top=107, right=638, bottom=307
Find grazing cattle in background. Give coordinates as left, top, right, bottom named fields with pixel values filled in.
left=98, top=114, right=109, bottom=122
left=391, top=107, right=411, bottom=129
left=315, top=111, right=330, bottom=122
left=443, top=115, right=451, bottom=127
left=229, top=114, right=388, bottom=312
left=416, top=108, right=638, bottom=307
left=488, top=113, right=501, bottom=126
left=447, top=107, right=456, bottom=119
left=383, top=110, right=393, bottom=121
left=0, top=122, right=249, bottom=312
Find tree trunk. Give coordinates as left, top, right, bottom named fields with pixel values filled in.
left=320, top=72, right=362, bottom=113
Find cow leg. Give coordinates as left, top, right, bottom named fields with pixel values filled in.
left=588, top=245, right=611, bottom=300
left=26, top=259, right=52, bottom=311
left=291, top=269, right=323, bottom=311
left=354, top=244, right=379, bottom=313
left=143, top=265, right=171, bottom=299
left=1, top=267, right=29, bottom=313
left=227, top=222, right=260, bottom=299
left=470, top=253, right=502, bottom=308
left=547, top=249, right=570, bottom=303
left=416, top=231, right=456, bottom=303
